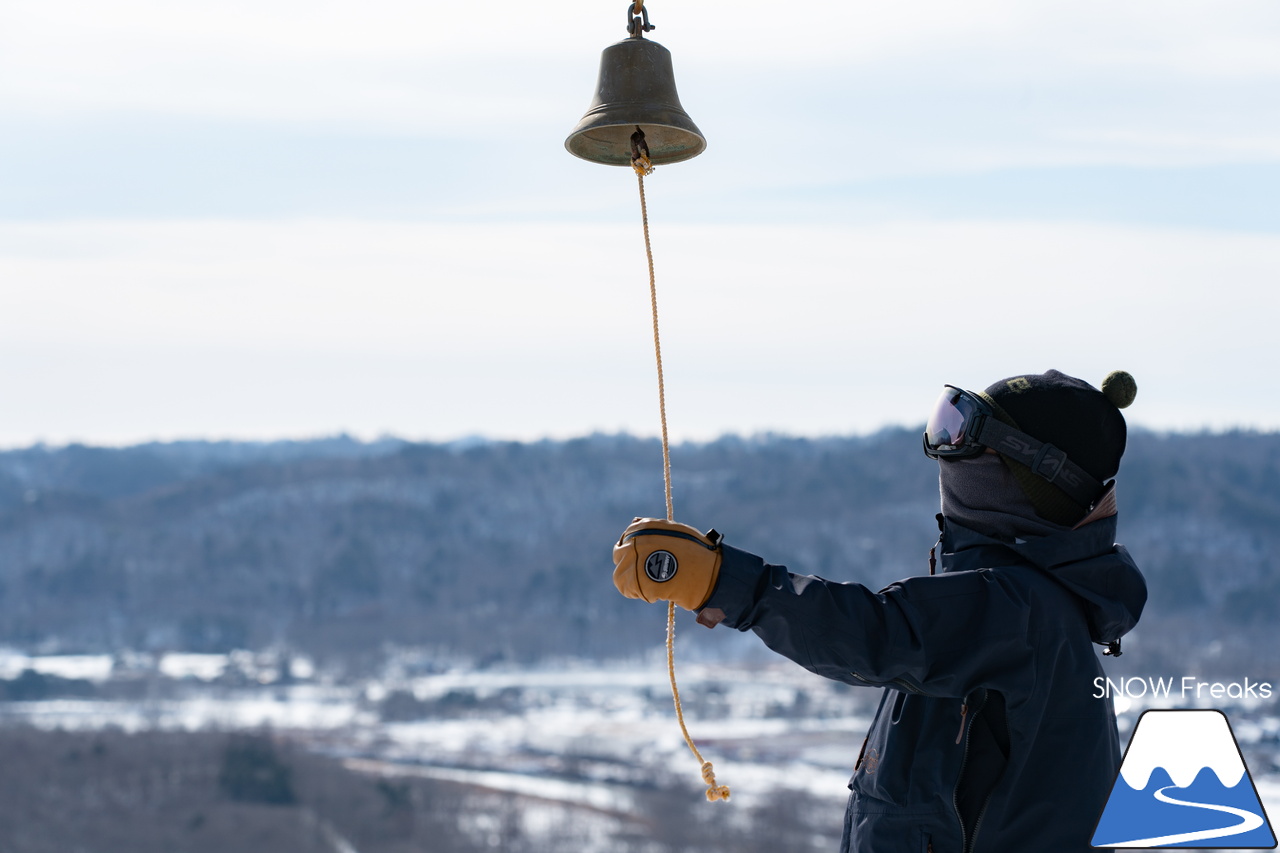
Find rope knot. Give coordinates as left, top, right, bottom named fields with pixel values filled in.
left=701, top=761, right=730, bottom=801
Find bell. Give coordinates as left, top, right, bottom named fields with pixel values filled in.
left=565, top=8, right=706, bottom=167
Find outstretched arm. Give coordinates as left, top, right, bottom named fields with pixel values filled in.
left=697, top=544, right=1034, bottom=698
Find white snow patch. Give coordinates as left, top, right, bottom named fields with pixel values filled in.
left=343, top=758, right=639, bottom=814
left=158, top=653, right=228, bottom=681
left=0, top=651, right=114, bottom=682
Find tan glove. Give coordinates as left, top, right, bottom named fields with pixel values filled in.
left=612, top=518, right=723, bottom=611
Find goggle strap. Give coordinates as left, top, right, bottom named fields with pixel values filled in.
left=971, top=417, right=1104, bottom=507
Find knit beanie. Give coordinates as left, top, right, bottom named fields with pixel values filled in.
left=977, top=369, right=1137, bottom=525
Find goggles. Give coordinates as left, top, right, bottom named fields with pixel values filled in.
left=923, top=386, right=991, bottom=459
left=923, top=385, right=1105, bottom=507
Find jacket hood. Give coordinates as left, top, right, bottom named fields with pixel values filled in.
left=940, top=514, right=1147, bottom=648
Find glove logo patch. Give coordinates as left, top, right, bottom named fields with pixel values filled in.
left=644, top=550, right=678, bottom=583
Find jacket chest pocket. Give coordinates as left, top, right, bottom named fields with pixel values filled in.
left=850, top=690, right=972, bottom=809
left=849, top=690, right=915, bottom=805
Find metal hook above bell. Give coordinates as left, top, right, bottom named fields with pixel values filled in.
left=565, top=3, right=706, bottom=167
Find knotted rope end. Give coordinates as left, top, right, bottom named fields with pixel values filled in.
left=701, top=761, right=730, bottom=802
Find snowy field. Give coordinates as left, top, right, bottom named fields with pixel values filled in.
left=2, top=648, right=1278, bottom=843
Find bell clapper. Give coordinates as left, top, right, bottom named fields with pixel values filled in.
left=630, top=127, right=654, bottom=176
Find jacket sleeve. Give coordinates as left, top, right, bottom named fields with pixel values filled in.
left=698, top=544, right=1036, bottom=698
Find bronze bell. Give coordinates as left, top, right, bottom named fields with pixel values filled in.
left=565, top=4, right=706, bottom=167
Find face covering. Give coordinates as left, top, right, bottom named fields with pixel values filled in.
left=938, top=452, right=1071, bottom=543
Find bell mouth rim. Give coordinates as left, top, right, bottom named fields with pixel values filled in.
left=564, top=124, right=707, bottom=166
left=564, top=148, right=705, bottom=166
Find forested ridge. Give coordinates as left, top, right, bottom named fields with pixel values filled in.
left=1, top=429, right=1277, bottom=673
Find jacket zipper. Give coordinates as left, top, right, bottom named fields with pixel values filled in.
left=965, top=701, right=1011, bottom=853
left=951, top=689, right=988, bottom=853
left=968, top=780, right=996, bottom=851
left=892, top=677, right=926, bottom=696
left=850, top=671, right=927, bottom=696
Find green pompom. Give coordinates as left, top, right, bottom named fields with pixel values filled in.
left=1101, top=370, right=1137, bottom=409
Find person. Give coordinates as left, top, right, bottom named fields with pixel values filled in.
left=612, top=369, right=1147, bottom=853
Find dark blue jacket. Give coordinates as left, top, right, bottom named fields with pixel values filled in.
left=699, top=513, right=1147, bottom=853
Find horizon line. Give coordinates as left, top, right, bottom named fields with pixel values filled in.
left=3, top=422, right=1279, bottom=454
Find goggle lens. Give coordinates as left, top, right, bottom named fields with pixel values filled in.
left=924, top=387, right=985, bottom=456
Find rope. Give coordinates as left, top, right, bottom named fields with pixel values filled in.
left=635, top=167, right=730, bottom=803
left=635, top=169, right=671, bottom=522
left=667, top=602, right=730, bottom=800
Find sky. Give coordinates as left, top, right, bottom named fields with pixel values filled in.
left=2, top=0, right=1279, bottom=447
